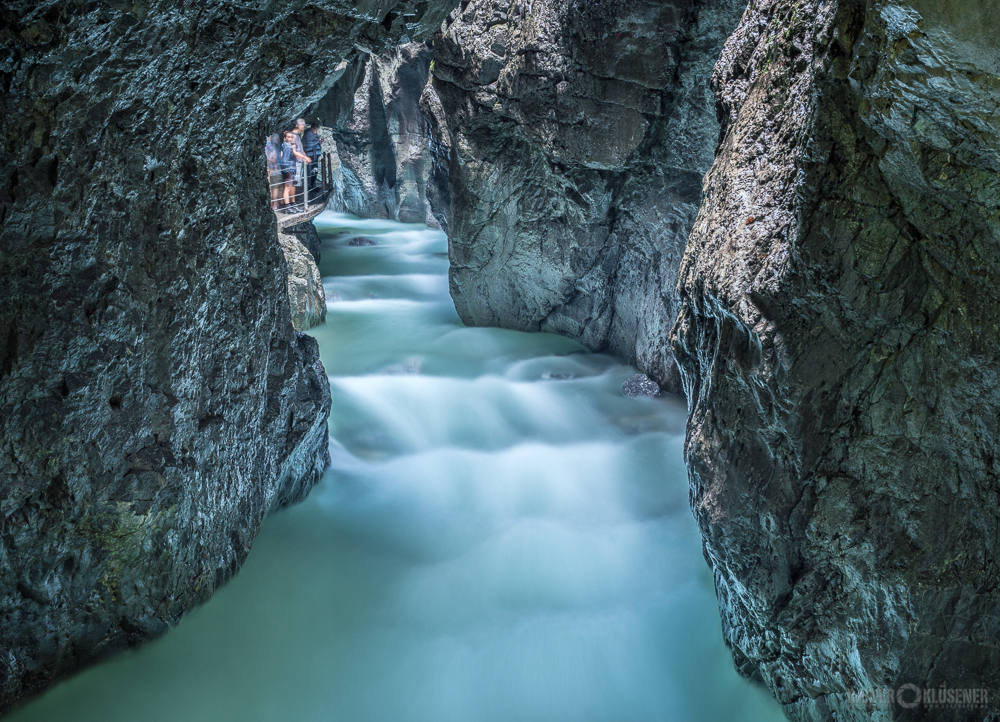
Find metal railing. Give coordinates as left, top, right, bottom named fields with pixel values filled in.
left=269, top=151, right=335, bottom=225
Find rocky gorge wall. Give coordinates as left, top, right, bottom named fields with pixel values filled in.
left=426, top=0, right=1000, bottom=718
left=313, top=42, right=451, bottom=229
left=2, top=0, right=998, bottom=718
left=672, top=0, right=1000, bottom=719
left=432, top=0, right=747, bottom=392
left=0, top=0, right=456, bottom=710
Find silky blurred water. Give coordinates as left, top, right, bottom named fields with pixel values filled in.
left=9, top=213, right=784, bottom=722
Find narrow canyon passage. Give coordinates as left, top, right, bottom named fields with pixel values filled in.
left=9, top=214, right=783, bottom=722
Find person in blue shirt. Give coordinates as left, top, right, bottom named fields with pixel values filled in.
left=279, top=130, right=311, bottom=213
left=303, top=122, right=322, bottom=159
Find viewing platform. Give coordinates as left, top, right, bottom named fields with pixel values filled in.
left=270, top=147, right=335, bottom=229
left=276, top=197, right=330, bottom=228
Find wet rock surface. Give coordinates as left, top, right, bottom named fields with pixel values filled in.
left=278, top=228, right=327, bottom=331
left=0, top=0, right=456, bottom=710
left=672, top=0, right=1000, bottom=718
left=320, top=43, right=451, bottom=229
left=433, top=0, right=746, bottom=393
left=348, top=237, right=380, bottom=247
left=2, top=0, right=997, bottom=717
left=621, top=374, right=660, bottom=399
left=285, top=222, right=323, bottom=264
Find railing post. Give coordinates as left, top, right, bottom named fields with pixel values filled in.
left=303, top=159, right=309, bottom=210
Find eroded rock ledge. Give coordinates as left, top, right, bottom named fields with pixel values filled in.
left=0, top=0, right=455, bottom=710
left=281, top=222, right=326, bottom=332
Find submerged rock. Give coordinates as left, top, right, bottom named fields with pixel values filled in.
left=349, top=237, right=379, bottom=247
left=622, top=374, right=660, bottom=399
left=673, top=0, right=1000, bottom=716
left=384, top=358, right=424, bottom=375
left=0, top=0, right=457, bottom=710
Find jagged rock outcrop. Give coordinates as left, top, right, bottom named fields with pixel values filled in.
left=0, top=0, right=455, bottom=710
left=318, top=43, right=451, bottom=229
left=622, top=374, right=661, bottom=399
left=434, top=0, right=746, bottom=391
left=285, top=221, right=323, bottom=265
left=672, top=0, right=1000, bottom=718
left=278, top=226, right=327, bottom=331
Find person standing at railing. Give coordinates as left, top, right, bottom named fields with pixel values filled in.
left=279, top=130, right=311, bottom=214
left=265, top=133, right=281, bottom=210
left=291, top=118, right=308, bottom=207
left=292, top=118, right=306, bottom=155
left=303, top=121, right=322, bottom=194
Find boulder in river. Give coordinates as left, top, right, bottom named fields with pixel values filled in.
left=622, top=374, right=660, bottom=399
left=278, top=231, right=326, bottom=331
left=349, top=237, right=379, bottom=247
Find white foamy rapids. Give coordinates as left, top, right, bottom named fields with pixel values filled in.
left=7, top=211, right=784, bottom=722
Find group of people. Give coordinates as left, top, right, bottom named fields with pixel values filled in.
left=265, top=118, right=324, bottom=214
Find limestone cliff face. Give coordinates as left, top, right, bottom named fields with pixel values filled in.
left=319, top=43, right=451, bottom=229
left=434, top=0, right=746, bottom=391
left=0, top=0, right=455, bottom=710
left=672, top=0, right=1000, bottom=718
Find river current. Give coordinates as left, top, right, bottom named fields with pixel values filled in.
left=11, top=213, right=783, bottom=722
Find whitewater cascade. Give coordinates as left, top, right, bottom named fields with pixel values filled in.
left=10, top=214, right=782, bottom=722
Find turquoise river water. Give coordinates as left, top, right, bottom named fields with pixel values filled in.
left=10, top=213, right=784, bottom=722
